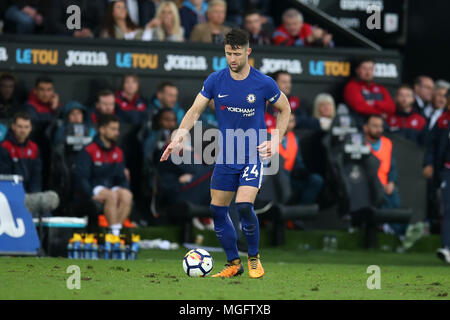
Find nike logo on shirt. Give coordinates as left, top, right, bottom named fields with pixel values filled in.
left=218, top=94, right=228, bottom=98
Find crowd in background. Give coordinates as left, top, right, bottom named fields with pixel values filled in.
left=0, top=0, right=334, bottom=47
left=1, top=1, right=450, bottom=257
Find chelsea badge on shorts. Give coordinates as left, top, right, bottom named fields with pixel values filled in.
left=246, top=93, right=256, bottom=104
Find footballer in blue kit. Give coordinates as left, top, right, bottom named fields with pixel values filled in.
left=161, top=29, right=291, bottom=278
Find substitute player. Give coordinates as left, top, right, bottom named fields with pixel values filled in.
left=160, top=29, right=291, bottom=278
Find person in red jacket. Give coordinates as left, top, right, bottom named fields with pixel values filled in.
left=272, top=8, right=333, bottom=47
left=386, top=84, right=426, bottom=145
left=343, top=57, right=396, bottom=126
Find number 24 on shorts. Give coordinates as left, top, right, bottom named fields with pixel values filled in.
left=242, top=164, right=259, bottom=181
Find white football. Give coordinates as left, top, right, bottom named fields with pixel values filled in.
left=182, top=248, right=214, bottom=277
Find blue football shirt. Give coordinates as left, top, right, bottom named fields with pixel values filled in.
left=200, top=66, right=281, bottom=168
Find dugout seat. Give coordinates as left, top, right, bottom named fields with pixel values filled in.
left=324, top=124, right=413, bottom=248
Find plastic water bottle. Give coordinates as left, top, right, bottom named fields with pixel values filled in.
left=323, top=235, right=330, bottom=252
left=329, top=235, right=337, bottom=253
left=84, top=243, right=92, bottom=259
left=104, top=241, right=112, bottom=260
left=129, top=242, right=139, bottom=260
left=67, top=242, right=73, bottom=259
left=73, top=241, right=81, bottom=259
left=92, top=242, right=99, bottom=260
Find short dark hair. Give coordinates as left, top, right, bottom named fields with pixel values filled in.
left=413, top=75, right=433, bottom=87
left=364, top=114, right=383, bottom=124
left=97, top=114, right=119, bottom=128
left=224, top=28, right=250, bottom=49
left=12, top=112, right=31, bottom=123
left=271, top=70, right=290, bottom=81
left=0, top=72, right=16, bottom=83
left=354, top=56, right=374, bottom=69
left=121, top=73, right=139, bottom=87
left=97, top=89, right=114, bottom=102
left=156, top=81, right=177, bottom=93
left=35, top=76, right=53, bottom=87
left=244, top=8, right=261, bottom=19
left=397, top=84, right=413, bottom=92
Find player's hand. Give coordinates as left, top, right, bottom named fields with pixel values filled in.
left=160, top=137, right=181, bottom=162
left=258, top=139, right=278, bottom=160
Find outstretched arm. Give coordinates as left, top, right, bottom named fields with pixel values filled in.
left=160, top=93, right=210, bottom=161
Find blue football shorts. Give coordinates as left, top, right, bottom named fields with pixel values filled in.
left=210, top=163, right=264, bottom=192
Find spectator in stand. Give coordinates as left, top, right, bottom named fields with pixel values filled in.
left=386, top=85, right=426, bottom=145
left=243, top=9, right=270, bottom=45
left=52, top=101, right=96, bottom=150
left=0, top=112, right=59, bottom=217
left=343, top=57, right=396, bottom=127
left=0, top=73, right=20, bottom=119
left=413, top=75, right=434, bottom=120
left=100, top=0, right=153, bottom=40
left=73, top=114, right=133, bottom=236
left=265, top=71, right=321, bottom=131
left=145, top=1, right=184, bottom=41
left=142, top=108, right=177, bottom=191
left=148, top=81, right=185, bottom=125
left=246, top=0, right=273, bottom=29
left=179, top=0, right=208, bottom=40
left=190, top=0, right=231, bottom=44
left=423, top=95, right=450, bottom=264
left=3, top=0, right=45, bottom=34
left=22, top=76, right=61, bottom=122
left=272, top=8, right=333, bottom=48
left=426, top=84, right=449, bottom=133
left=90, top=89, right=115, bottom=125
left=48, top=101, right=96, bottom=206
left=115, top=74, right=149, bottom=124
left=312, top=93, right=336, bottom=132
left=45, top=0, right=105, bottom=38
left=364, top=114, right=400, bottom=210
left=124, top=0, right=158, bottom=28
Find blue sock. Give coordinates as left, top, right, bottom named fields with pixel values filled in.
left=236, top=202, right=259, bottom=257
left=210, top=204, right=240, bottom=262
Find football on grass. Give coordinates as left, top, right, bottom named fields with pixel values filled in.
left=182, top=249, right=213, bottom=277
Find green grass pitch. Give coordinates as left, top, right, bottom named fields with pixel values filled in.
left=1, top=248, right=449, bottom=300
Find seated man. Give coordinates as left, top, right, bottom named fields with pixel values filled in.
left=364, top=114, right=403, bottom=235
left=148, top=81, right=185, bottom=125
left=90, top=89, right=115, bottom=125
left=243, top=9, right=271, bottom=45
left=0, top=72, right=21, bottom=119
left=266, top=71, right=323, bottom=131
left=343, top=57, right=396, bottom=127
left=179, top=0, right=208, bottom=40
left=72, top=114, right=133, bottom=235
left=386, top=84, right=426, bottom=145
left=272, top=8, right=333, bottom=47
left=115, top=74, right=149, bottom=124
left=0, top=112, right=59, bottom=217
left=413, top=75, right=434, bottom=120
left=142, top=108, right=177, bottom=191
left=22, top=76, right=61, bottom=123
left=190, top=0, right=231, bottom=44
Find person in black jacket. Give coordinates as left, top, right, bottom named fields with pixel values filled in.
left=0, top=112, right=59, bottom=216
left=73, top=114, right=133, bottom=236
left=423, top=95, right=450, bottom=264
left=45, top=0, right=105, bottom=37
